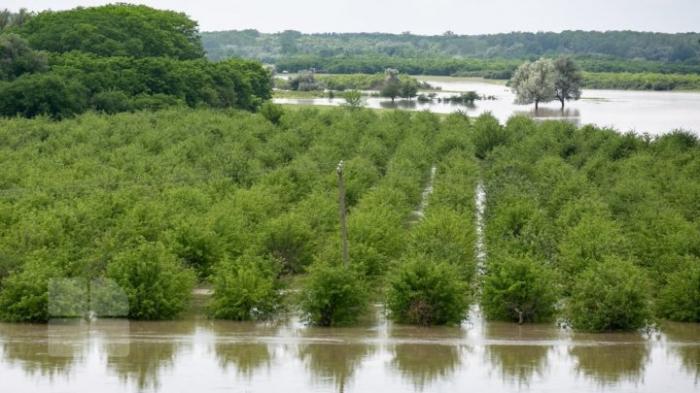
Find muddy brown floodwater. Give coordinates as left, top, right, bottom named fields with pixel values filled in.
left=1, top=302, right=698, bottom=393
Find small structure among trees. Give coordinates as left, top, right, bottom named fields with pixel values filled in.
left=510, top=57, right=583, bottom=110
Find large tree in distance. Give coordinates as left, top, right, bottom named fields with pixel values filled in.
left=509, top=58, right=556, bottom=111
left=554, top=57, right=583, bottom=109
left=18, top=4, right=204, bottom=59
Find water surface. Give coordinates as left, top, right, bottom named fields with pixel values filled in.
left=274, top=77, right=700, bottom=135
left=2, top=306, right=698, bottom=393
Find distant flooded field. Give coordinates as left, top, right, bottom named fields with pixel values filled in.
left=274, top=76, right=700, bottom=135
left=1, top=305, right=698, bottom=393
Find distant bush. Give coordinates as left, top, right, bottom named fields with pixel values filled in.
left=567, top=258, right=652, bottom=332
left=107, top=241, right=196, bottom=320
left=481, top=256, right=559, bottom=323
left=387, top=258, right=469, bottom=326
left=208, top=255, right=281, bottom=321
left=657, top=259, right=700, bottom=322
left=259, top=101, right=284, bottom=124
left=300, top=262, right=369, bottom=326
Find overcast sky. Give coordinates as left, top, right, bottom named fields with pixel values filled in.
left=4, top=0, right=699, bottom=35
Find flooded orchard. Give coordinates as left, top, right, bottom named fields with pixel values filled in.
left=1, top=304, right=699, bottom=393
left=274, top=76, right=700, bottom=135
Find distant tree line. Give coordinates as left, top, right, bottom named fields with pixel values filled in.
left=0, top=4, right=271, bottom=119
left=202, top=30, right=700, bottom=64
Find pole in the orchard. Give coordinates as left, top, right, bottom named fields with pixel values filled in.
left=337, top=160, right=349, bottom=268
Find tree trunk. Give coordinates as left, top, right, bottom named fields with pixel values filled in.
left=535, top=100, right=539, bottom=111
left=560, top=98, right=565, bottom=110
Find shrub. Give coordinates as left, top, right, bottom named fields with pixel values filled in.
left=107, top=241, right=196, bottom=320
left=657, top=259, right=700, bottom=322
left=472, top=113, right=508, bottom=159
left=91, top=90, right=132, bottom=114
left=481, top=256, right=558, bottom=323
left=259, top=101, right=284, bottom=124
left=299, top=262, right=368, bottom=326
left=387, top=258, right=469, bottom=326
left=0, top=257, right=62, bottom=322
left=208, top=256, right=281, bottom=321
left=567, top=258, right=652, bottom=332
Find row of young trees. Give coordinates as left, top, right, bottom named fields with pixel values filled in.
left=0, top=4, right=272, bottom=119
left=478, top=114, right=700, bottom=331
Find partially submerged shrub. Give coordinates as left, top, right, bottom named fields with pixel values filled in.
left=481, top=256, right=558, bottom=323
left=107, top=241, right=196, bottom=320
left=208, top=255, right=281, bottom=321
left=657, top=259, right=700, bottom=322
left=259, top=101, right=284, bottom=124
left=567, top=258, right=652, bottom=332
left=387, top=258, right=469, bottom=326
left=300, top=262, right=368, bottom=326
left=472, top=113, right=508, bottom=159
left=0, top=257, right=63, bottom=322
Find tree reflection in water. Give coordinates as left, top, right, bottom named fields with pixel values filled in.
left=664, top=322, right=700, bottom=383
left=483, top=321, right=556, bottom=387
left=210, top=321, right=279, bottom=378
left=103, top=320, right=194, bottom=391
left=0, top=322, right=85, bottom=378
left=388, top=325, right=466, bottom=391
left=568, top=332, right=650, bottom=386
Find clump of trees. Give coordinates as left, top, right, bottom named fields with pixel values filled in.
left=387, top=258, right=470, bottom=325
left=0, top=4, right=272, bottom=119
left=299, top=263, right=369, bottom=326
left=509, top=57, right=583, bottom=109
left=481, top=256, right=558, bottom=324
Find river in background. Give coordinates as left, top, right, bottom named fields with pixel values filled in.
left=274, top=76, right=700, bottom=135
left=1, top=302, right=698, bottom=393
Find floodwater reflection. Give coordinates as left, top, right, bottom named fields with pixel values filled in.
left=664, top=322, right=700, bottom=382
left=104, top=321, right=194, bottom=390
left=483, top=322, right=558, bottom=386
left=388, top=325, right=466, bottom=390
left=568, top=332, right=650, bottom=386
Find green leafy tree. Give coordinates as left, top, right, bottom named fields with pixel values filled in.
left=342, top=90, right=363, bottom=109
left=299, top=262, right=369, bottom=326
left=0, top=33, right=47, bottom=80
left=657, top=259, right=700, bottom=322
left=208, top=255, right=281, bottom=321
left=107, top=241, right=196, bottom=320
left=472, top=112, right=508, bottom=159
left=481, top=256, right=558, bottom=323
left=510, top=58, right=556, bottom=110
left=0, top=256, right=62, bottom=322
left=553, top=56, right=583, bottom=109
left=387, top=258, right=469, bottom=326
left=0, top=72, right=87, bottom=118
left=19, top=4, right=204, bottom=59
left=567, top=258, right=652, bottom=332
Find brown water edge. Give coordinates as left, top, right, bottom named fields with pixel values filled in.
left=0, top=303, right=698, bottom=393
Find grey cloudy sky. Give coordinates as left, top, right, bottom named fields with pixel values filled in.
left=4, top=0, right=699, bottom=34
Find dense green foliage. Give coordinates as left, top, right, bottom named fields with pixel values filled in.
left=203, top=30, right=700, bottom=64
left=657, top=259, right=700, bottom=322
left=481, top=256, right=558, bottom=323
left=0, top=4, right=271, bottom=119
left=18, top=4, right=203, bottom=59
left=481, top=114, right=700, bottom=330
left=208, top=256, right=281, bottom=320
left=567, top=259, right=652, bottom=331
left=299, top=263, right=368, bottom=326
left=107, top=241, right=196, bottom=320
left=387, top=258, right=469, bottom=325
left=583, top=72, right=700, bottom=91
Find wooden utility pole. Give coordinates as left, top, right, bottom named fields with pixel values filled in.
left=337, top=160, right=349, bottom=268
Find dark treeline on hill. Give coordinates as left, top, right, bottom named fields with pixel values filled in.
left=0, top=4, right=271, bottom=119
left=202, top=30, right=700, bottom=76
